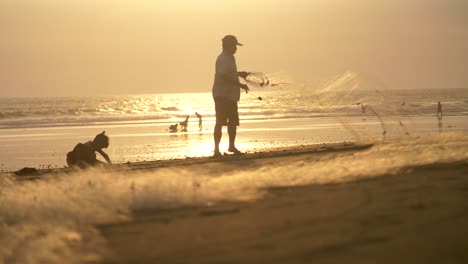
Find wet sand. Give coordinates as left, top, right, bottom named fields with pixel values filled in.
left=95, top=146, right=468, bottom=264
left=3, top=115, right=467, bottom=172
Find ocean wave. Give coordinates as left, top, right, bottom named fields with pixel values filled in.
left=1, top=108, right=467, bottom=129
left=0, top=115, right=169, bottom=129
left=161, top=107, right=180, bottom=111
left=1, top=90, right=468, bottom=129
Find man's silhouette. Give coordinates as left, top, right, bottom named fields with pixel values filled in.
left=195, top=112, right=203, bottom=131
left=212, top=35, right=250, bottom=157
left=179, top=115, right=189, bottom=132
left=437, top=101, right=443, bottom=120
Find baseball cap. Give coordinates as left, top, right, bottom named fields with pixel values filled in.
left=222, top=35, right=243, bottom=46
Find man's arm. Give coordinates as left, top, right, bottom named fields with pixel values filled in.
left=237, top=71, right=249, bottom=79
left=97, top=149, right=112, bottom=164
left=221, top=73, right=250, bottom=93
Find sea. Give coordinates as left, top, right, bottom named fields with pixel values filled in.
left=1, top=87, right=468, bottom=263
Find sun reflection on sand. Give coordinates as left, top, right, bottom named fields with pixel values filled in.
left=168, top=129, right=262, bottom=158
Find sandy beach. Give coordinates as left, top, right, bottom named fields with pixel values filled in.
left=99, top=159, right=468, bottom=264
left=92, top=148, right=468, bottom=264
left=2, top=135, right=468, bottom=263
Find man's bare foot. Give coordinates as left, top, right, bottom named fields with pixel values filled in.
left=228, top=147, right=242, bottom=155
left=213, top=151, right=223, bottom=158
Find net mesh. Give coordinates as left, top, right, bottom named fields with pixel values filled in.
left=245, top=71, right=413, bottom=142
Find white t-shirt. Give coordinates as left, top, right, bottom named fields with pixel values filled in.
left=212, top=51, right=240, bottom=102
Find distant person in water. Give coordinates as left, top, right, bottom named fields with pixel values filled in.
left=195, top=112, right=203, bottom=131
left=212, top=35, right=250, bottom=157
left=66, top=131, right=111, bottom=168
left=179, top=115, right=189, bottom=132
left=437, top=101, right=443, bottom=120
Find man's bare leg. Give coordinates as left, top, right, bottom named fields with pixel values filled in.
left=228, top=123, right=240, bottom=154
left=214, top=123, right=222, bottom=156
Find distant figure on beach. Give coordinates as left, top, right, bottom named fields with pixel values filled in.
left=212, top=35, right=250, bottom=157
left=437, top=101, right=443, bottom=120
left=195, top=112, right=203, bottom=131
left=169, top=123, right=178, bottom=132
left=361, top=103, right=366, bottom=114
left=66, top=131, right=111, bottom=168
left=179, top=115, right=189, bottom=132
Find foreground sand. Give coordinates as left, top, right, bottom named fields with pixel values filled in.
left=95, top=146, right=468, bottom=264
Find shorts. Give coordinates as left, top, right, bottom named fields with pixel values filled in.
left=214, top=97, right=239, bottom=126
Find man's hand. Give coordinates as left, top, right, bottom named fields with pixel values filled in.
left=238, top=71, right=250, bottom=79
left=241, top=84, right=250, bottom=94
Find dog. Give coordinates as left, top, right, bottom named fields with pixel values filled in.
left=169, top=123, right=178, bottom=132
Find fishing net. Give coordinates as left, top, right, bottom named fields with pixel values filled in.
left=243, top=72, right=270, bottom=88
left=244, top=71, right=412, bottom=142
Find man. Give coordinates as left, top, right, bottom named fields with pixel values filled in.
left=437, top=101, right=443, bottom=120
left=212, top=35, right=250, bottom=157
left=195, top=112, right=203, bottom=131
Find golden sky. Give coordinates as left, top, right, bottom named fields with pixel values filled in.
left=0, top=0, right=466, bottom=97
